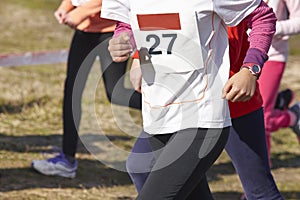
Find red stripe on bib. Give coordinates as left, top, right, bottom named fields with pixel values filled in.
left=137, top=13, right=181, bottom=30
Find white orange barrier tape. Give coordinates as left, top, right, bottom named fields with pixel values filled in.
left=0, top=50, right=68, bottom=67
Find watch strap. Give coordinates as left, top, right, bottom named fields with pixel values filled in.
left=240, top=63, right=262, bottom=79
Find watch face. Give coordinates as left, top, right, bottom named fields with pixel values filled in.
left=252, top=65, right=261, bottom=74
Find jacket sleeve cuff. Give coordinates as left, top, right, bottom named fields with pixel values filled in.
left=243, top=48, right=268, bottom=68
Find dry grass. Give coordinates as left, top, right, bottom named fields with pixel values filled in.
left=0, top=1, right=300, bottom=199
left=0, top=0, right=72, bottom=54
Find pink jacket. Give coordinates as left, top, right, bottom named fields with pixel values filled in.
left=267, top=0, right=300, bottom=62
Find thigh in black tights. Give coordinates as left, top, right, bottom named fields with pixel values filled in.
left=137, top=127, right=229, bottom=200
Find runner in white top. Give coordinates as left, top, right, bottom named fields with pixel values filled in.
left=102, top=0, right=260, bottom=135
left=101, top=0, right=268, bottom=199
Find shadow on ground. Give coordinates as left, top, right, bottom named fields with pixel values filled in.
left=271, top=151, right=300, bottom=169
left=213, top=191, right=300, bottom=200
left=0, top=158, right=132, bottom=192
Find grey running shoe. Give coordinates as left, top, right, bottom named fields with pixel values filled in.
left=289, top=102, right=300, bottom=139
left=32, top=152, right=77, bottom=178
left=275, top=89, right=294, bottom=110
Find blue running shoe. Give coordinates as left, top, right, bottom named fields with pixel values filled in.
left=31, top=152, right=77, bottom=178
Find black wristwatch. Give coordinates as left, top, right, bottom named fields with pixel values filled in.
left=240, top=64, right=262, bottom=79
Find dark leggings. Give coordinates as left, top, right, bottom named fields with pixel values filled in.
left=226, top=108, right=283, bottom=200
left=62, top=30, right=141, bottom=157
left=137, top=128, right=229, bottom=200
left=128, top=109, right=283, bottom=200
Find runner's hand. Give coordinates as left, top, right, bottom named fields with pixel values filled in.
left=222, top=68, right=257, bottom=102
left=54, top=9, right=67, bottom=24
left=108, top=32, right=133, bottom=62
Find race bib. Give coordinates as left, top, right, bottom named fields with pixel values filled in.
left=130, top=10, right=204, bottom=73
